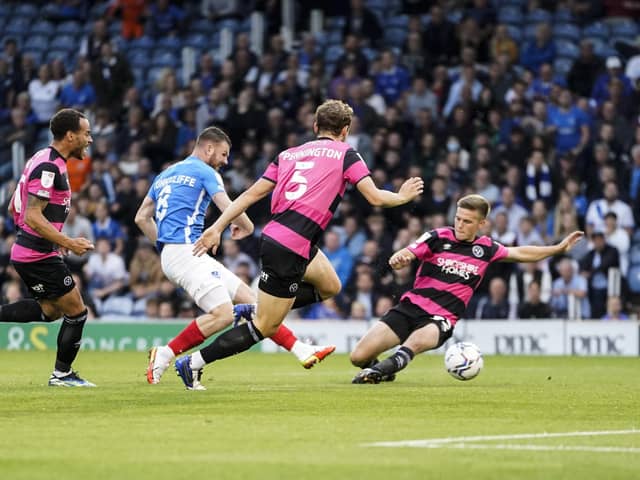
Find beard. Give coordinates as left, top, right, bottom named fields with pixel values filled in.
left=70, top=146, right=85, bottom=159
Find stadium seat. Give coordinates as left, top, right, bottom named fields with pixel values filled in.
left=610, top=20, right=639, bottom=39
left=324, top=45, right=344, bottom=64
left=190, top=18, right=214, bottom=34
left=127, top=49, right=151, bottom=69
left=553, top=57, right=574, bottom=77
left=156, top=36, right=181, bottom=52
left=627, top=265, right=640, bottom=293
left=326, top=29, right=343, bottom=46
left=50, top=35, right=77, bottom=52
left=498, top=7, right=523, bottom=25
left=326, top=16, right=346, bottom=30
left=129, top=35, right=155, bottom=50
left=553, top=9, right=574, bottom=24
left=506, top=25, right=522, bottom=42
left=525, top=9, right=552, bottom=25
left=582, top=21, right=609, bottom=39
left=89, top=2, right=109, bottom=19
left=21, top=49, right=43, bottom=65
left=384, top=28, right=407, bottom=48
left=5, top=18, right=32, bottom=36
left=0, top=4, right=12, bottom=18
left=151, top=51, right=179, bottom=68
left=108, top=20, right=122, bottom=37
left=239, top=16, right=252, bottom=33
left=56, top=21, right=82, bottom=36
left=553, top=24, right=580, bottom=42
left=556, top=40, right=580, bottom=59
left=629, top=244, right=640, bottom=266
left=34, top=128, right=52, bottom=150
left=595, top=43, right=618, bottom=59
left=46, top=50, right=73, bottom=65
left=524, top=24, right=538, bottom=41
left=217, top=18, right=240, bottom=33
left=23, top=35, right=50, bottom=52
left=184, top=33, right=210, bottom=50
left=386, top=15, right=409, bottom=29
left=13, top=4, right=39, bottom=19
left=29, top=20, right=55, bottom=36
left=100, top=296, right=133, bottom=316
left=362, top=47, right=378, bottom=62
left=146, top=66, right=168, bottom=86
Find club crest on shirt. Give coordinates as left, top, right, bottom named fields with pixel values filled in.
left=472, top=245, right=484, bottom=258
left=443, top=243, right=451, bottom=250
left=41, top=171, right=55, bottom=189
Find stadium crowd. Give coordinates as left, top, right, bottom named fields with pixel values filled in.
left=1, top=0, right=640, bottom=321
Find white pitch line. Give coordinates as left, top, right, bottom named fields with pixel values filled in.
left=365, top=429, right=640, bottom=448
left=444, top=443, right=640, bottom=454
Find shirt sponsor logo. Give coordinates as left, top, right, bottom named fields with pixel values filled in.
left=41, top=171, right=55, bottom=189
left=260, top=271, right=269, bottom=283
left=436, top=257, right=479, bottom=279
left=32, top=284, right=45, bottom=293
left=37, top=189, right=51, bottom=198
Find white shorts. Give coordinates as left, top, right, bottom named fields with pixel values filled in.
left=160, top=243, right=243, bottom=312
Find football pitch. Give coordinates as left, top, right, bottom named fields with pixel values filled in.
left=0, top=351, right=638, bottom=480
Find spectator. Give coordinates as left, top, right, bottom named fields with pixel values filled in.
left=443, top=65, right=483, bottom=119
left=144, top=111, right=178, bottom=171
left=128, top=239, right=164, bottom=306
left=516, top=216, right=544, bottom=247
left=92, top=201, right=125, bottom=256
left=90, top=42, right=134, bottom=117
left=83, top=237, right=129, bottom=315
left=568, top=40, right=603, bottom=99
left=492, top=185, right=529, bottom=233
left=550, top=257, right=590, bottom=319
left=222, top=238, right=258, bottom=281
left=59, top=67, right=96, bottom=111
left=147, top=0, right=186, bottom=38
left=28, top=64, right=60, bottom=125
left=603, top=212, right=630, bottom=276
left=373, top=49, right=411, bottom=106
left=478, top=277, right=510, bottom=319
left=489, top=24, right=518, bottom=64
left=585, top=181, right=635, bottom=237
left=591, top=56, right=634, bottom=106
left=343, top=0, right=383, bottom=47
left=524, top=150, right=553, bottom=209
left=108, top=0, right=148, bottom=39
left=518, top=279, right=552, bottom=319
left=340, top=215, right=367, bottom=259
left=422, top=5, right=459, bottom=66
left=335, top=34, right=369, bottom=78
left=0, top=108, right=36, bottom=165
left=324, top=229, right=354, bottom=288
left=80, top=18, right=111, bottom=61
left=579, top=230, right=620, bottom=319
left=62, top=204, right=95, bottom=274
left=546, top=88, right=590, bottom=157
left=601, top=295, right=629, bottom=320
left=520, top=23, right=556, bottom=73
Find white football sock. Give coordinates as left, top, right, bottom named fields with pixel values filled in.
left=190, top=351, right=205, bottom=370
left=52, top=369, right=71, bottom=378
left=156, top=345, right=175, bottom=364
left=291, top=341, right=314, bottom=361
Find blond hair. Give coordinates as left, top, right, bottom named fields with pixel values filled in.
left=457, top=194, right=491, bottom=219
left=315, top=99, right=353, bottom=136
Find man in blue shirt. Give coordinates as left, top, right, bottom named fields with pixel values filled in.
left=546, top=88, right=590, bottom=155
left=136, top=126, right=335, bottom=389
left=59, top=68, right=97, bottom=110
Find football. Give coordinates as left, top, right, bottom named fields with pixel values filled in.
left=444, top=342, right=484, bottom=381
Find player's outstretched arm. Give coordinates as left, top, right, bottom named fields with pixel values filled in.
left=356, top=176, right=424, bottom=208
left=212, top=191, right=254, bottom=239
left=193, top=178, right=275, bottom=256
left=389, top=248, right=417, bottom=270
left=504, top=231, right=584, bottom=263
left=135, top=196, right=158, bottom=244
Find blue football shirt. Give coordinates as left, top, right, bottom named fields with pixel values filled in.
left=148, top=156, right=225, bottom=246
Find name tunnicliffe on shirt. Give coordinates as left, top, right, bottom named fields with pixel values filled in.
left=154, top=174, right=197, bottom=189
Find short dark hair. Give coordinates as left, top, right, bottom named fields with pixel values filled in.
left=197, top=126, right=231, bottom=147
left=50, top=108, right=86, bottom=140
left=315, top=99, right=353, bottom=136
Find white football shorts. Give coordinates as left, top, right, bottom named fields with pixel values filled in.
left=160, top=243, right=242, bottom=312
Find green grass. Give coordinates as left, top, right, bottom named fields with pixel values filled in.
left=0, top=351, right=638, bottom=480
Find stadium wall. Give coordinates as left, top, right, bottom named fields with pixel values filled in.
left=0, top=319, right=638, bottom=356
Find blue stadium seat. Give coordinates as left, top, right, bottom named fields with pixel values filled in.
left=56, top=21, right=82, bottom=36
left=146, top=66, right=167, bottom=86
left=5, top=18, right=32, bottom=36
left=629, top=244, right=640, bottom=266
left=525, top=9, right=552, bottom=25
left=184, top=33, right=210, bottom=50
left=29, top=20, right=55, bottom=36
left=217, top=19, right=240, bottom=33
left=155, top=36, right=181, bottom=52
left=326, top=29, right=343, bottom=46
left=553, top=9, right=574, bottom=24
left=524, top=24, right=538, bottom=40
left=553, top=23, right=580, bottom=42
left=498, top=7, right=523, bottom=25
left=108, top=20, right=122, bottom=37
left=46, top=50, right=72, bottom=65
left=13, top=4, right=39, bottom=18
left=190, top=18, right=214, bottom=34
left=0, top=4, right=12, bottom=18
left=101, top=296, right=133, bottom=316
left=34, top=128, right=52, bottom=150
left=386, top=15, right=409, bottom=29
left=324, top=45, right=344, bottom=64
left=553, top=57, right=574, bottom=77
left=627, top=265, right=640, bottom=293
left=556, top=39, right=580, bottom=59
left=384, top=28, right=407, bottom=48
left=362, top=47, right=378, bottom=62
left=505, top=25, right=522, bottom=42
left=239, top=17, right=252, bottom=33
left=127, top=49, right=151, bottom=69
left=129, top=35, right=155, bottom=50
left=150, top=50, right=179, bottom=68
left=23, top=35, right=50, bottom=52
left=582, top=21, right=609, bottom=39
left=366, top=0, right=388, bottom=10
left=611, top=21, right=639, bottom=39
left=595, top=43, right=618, bottom=59
left=50, top=35, right=77, bottom=52
left=326, top=16, right=346, bottom=30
